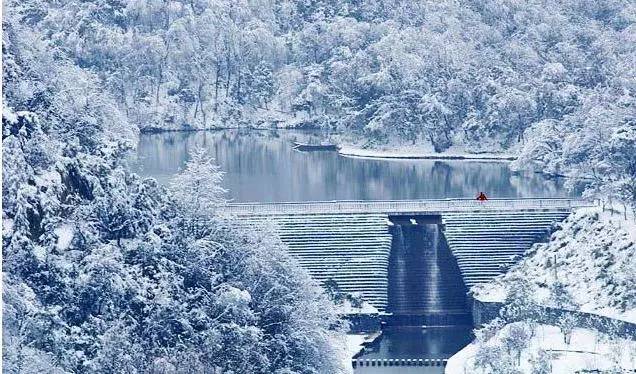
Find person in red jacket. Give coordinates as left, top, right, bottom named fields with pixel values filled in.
left=476, top=191, right=488, bottom=201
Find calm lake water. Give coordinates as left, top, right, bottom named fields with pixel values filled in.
left=358, top=326, right=473, bottom=359
left=133, top=129, right=573, bottom=202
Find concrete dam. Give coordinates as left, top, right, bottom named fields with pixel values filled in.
left=387, top=217, right=470, bottom=325
left=224, top=198, right=588, bottom=315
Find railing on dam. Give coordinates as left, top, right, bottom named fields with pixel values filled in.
left=219, top=198, right=594, bottom=215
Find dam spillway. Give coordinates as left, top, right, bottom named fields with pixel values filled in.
left=225, top=199, right=586, bottom=312
left=387, top=218, right=469, bottom=323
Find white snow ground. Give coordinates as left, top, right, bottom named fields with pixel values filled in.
left=338, top=300, right=380, bottom=315
left=343, top=333, right=372, bottom=374
left=54, top=224, right=75, bottom=250
left=446, top=323, right=636, bottom=373
left=338, top=145, right=516, bottom=161
left=472, top=207, right=636, bottom=323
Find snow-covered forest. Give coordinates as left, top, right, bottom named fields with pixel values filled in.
left=2, top=110, right=346, bottom=372
left=3, top=1, right=348, bottom=371
left=4, top=0, right=635, bottom=206
left=2, top=0, right=636, bottom=373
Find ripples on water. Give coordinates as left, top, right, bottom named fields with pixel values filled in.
left=133, top=129, right=574, bottom=202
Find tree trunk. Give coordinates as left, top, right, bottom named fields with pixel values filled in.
left=155, top=64, right=163, bottom=105
left=226, top=56, right=231, bottom=98
left=194, top=81, right=203, bottom=119
left=214, top=61, right=221, bottom=112
left=236, top=64, right=241, bottom=103
left=156, top=50, right=169, bottom=105
left=198, top=82, right=206, bottom=125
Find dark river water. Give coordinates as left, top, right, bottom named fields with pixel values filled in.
left=354, top=326, right=473, bottom=374
left=358, top=326, right=473, bottom=359
left=133, top=129, right=573, bottom=202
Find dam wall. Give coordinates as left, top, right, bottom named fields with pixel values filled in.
left=233, top=208, right=573, bottom=312
left=386, top=218, right=470, bottom=324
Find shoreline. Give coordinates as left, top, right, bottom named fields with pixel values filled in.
left=338, top=146, right=517, bottom=161
left=139, top=121, right=323, bottom=134
left=139, top=125, right=323, bottom=134
left=139, top=128, right=521, bottom=162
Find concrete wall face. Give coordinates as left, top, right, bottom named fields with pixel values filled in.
left=386, top=219, right=469, bottom=319
left=235, top=208, right=572, bottom=315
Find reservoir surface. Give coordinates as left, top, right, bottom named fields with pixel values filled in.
left=133, top=129, right=573, bottom=202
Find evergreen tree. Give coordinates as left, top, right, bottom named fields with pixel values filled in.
left=170, top=147, right=227, bottom=216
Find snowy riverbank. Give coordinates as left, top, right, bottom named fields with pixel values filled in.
left=343, top=332, right=382, bottom=374
left=338, top=145, right=517, bottom=161
left=445, top=206, right=636, bottom=372
left=138, top=108, right=333, bottom=133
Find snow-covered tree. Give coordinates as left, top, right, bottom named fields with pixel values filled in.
left=548, top=280, right=578, bottom=310
left=501, top=275, right=540, bottom=322
left=556, top=313, right=578, bottom=345
left=170, top=147, right=227, bottom=216
left=607, top=122, right=636, bottom=213
left=529, top=349, right=552, bottom=374
left=501, top=323, right=531, bottom=364
left=473, top=343, right=521, bottom=374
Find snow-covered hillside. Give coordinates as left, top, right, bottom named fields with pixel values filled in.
left=473, top=208, right=636, bottom=323
left=446, top=323, right=636, bottom=373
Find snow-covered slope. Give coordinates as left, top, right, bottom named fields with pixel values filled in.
left=473, top=208, right=636, bottom=323
left=446, top=323, right=636, bottom=373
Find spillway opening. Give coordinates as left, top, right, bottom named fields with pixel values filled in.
left=352, top=216, right=473, bottom=372
left=386, top=215, right=470, bottom=325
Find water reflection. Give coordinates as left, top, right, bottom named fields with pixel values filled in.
left=353, top=326, right=473, bottom=374
left=133, top=129, right=574, bottom=202
left=357, top=326, right=473, bottom=360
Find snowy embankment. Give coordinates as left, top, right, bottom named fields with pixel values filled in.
left=336, top=300, right=380, bottom=315
left=446, top=323, right=636, bottom=373
left=140, top=107, right=298, bottom=132
left=342, top=333, right=381, bottom=374
left=445, top=207, right=636, bottom=373
left=342, top=334, right=366, bottom=373
left=338, top=145, right=516, bottom=161
left=472, top=207, right=636, bottom=323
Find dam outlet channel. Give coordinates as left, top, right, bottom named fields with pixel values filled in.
left=353, top=215, right=473, bottom=374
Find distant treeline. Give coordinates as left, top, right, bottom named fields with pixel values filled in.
left=6, top=0, right=633, bottom=204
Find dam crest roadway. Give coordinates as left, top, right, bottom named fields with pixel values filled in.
left=220, top=197, right=590, bottom=215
